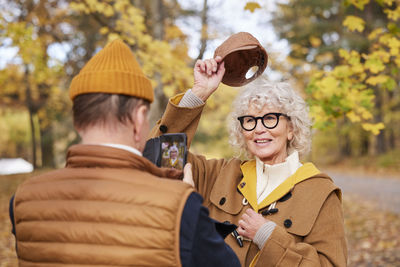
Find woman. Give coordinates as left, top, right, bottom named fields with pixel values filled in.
left=150, top=57, right=347, bottom=266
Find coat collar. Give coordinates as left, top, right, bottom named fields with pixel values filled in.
left=238, top=161, right=322, bottom=212
left=66, top=144, right=183, bottom=180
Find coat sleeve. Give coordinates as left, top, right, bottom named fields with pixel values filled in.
left=148, top=93, right=204, bottom=147
left=253, top=191, right=348, bottom=267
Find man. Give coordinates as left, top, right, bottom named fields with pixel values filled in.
left=9, top=39, right=239, bottom=267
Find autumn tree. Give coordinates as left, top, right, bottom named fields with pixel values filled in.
left=305, top=0, right=400, bottom=157
left=249, top=0, right=400, bottom=161
left=0, top=0, right=71, bottom=167
left=1, top=0, right=216, bottom=166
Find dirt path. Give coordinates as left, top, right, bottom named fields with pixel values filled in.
left=325, top=170, right=400, bottom=214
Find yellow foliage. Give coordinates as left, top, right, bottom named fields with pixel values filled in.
left=383, top=0, right=395, bottom=5
left=350, top=0, right=370, bottom=10
left=387, top=37, right=400, bottom=55
left=69, top=2, right=87, bottom=12
left=351, top=63, right=364, bottom=74
left=315, top=52, right=333, bottom=64
left=309, top=36, right=321, bottom=47
left=333, top=65, right=351, bottom=78
left=244, top=2, right=262, bottom=13
left=85, top=0, right=98, bottom=10
left=364, top=54, right=386, bottom=74
left=339, top=49, right=350, bottom=60
left=100, top=27, right=109, bottom=35
left=343, top=16, right=365, bottom=32
left=368, top=28, right=385, bottom=40
left=384, top=6, right=400, bottom=21
left=360, top=108, right=373, bottom=120
left=103, top=5, right=115, bottom=17
left=362, top=122, right=385, bottom=135
left=304, top=0, right=400, bottom=135
left=366, top=75, right=389, bottom=85
left=377, top=33, right=400, bottom=56
left=309, top=105, right=330, bottom=129
left=347, top=111, right=362, bottom=122
left=166, top=25, right=185, bottom=40
left=395, top=57, right=400, bottom=67
left=291, top=43, right=309, bottom=54
left=318, top=76, right=338, bottom=98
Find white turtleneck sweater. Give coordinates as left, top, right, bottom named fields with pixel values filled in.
left=256, top=151, right=302, bottom=204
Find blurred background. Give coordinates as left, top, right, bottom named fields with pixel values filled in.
left=1, top=0, right=399, bottom=266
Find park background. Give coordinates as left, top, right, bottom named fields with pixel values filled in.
left=0, top=0, right=399, bottom=266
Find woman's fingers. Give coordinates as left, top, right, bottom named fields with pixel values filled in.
left=237, top=219, right=246, bottom=235
left=196, top=58, right=220, bottom=76
left=182, top=163, right=194, bottom=187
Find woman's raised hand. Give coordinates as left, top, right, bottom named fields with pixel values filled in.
left=192, top=56, right=225, bottom=102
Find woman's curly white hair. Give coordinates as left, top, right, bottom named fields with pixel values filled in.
left=228, top=78, right=312, bottom=159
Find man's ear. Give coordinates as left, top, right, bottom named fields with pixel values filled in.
left=132, top=105, right=149, bottom=143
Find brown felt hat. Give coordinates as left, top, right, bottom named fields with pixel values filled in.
left=214, top=32, right=268, bottom=87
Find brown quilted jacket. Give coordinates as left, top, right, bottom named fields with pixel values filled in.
left=13, top=144, right=193, bottom=266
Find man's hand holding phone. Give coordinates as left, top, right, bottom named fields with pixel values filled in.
left=143, top=133, right=187, bottom=171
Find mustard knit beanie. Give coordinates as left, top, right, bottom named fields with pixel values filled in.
left=69, top=39, right=154, bottom=102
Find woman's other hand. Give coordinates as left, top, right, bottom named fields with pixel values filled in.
left=192, top=56, right=225, bottom=102
left=238, top=208, right=268, bottom=240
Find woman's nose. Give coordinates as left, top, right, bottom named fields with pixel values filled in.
left=254, top=121, right=266, bottom=133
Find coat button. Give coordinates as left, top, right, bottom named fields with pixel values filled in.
left=219, top=197, right=226, bottom=205
left=278, top=191, right=292, bottom=202
left=159, top=125, right=168, bottom=133
left=240, top=182, right=246, bottom=188
left=284, top=219, right=292, bottom=228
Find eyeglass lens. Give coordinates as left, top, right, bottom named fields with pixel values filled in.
left=239, top=113, right=281, bottom=131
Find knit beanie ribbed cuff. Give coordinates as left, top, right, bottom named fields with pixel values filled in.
left=69, top=71, right=153, bottom=102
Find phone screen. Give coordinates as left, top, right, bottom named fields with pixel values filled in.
left=160, top=134, right=187, bottom=170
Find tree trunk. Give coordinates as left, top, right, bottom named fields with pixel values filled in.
left=25, top=66, right=37, bottom=169
left=360, top=131, right=369, bottom=156
left=39, top=124, right=55, bottom=168
left=195, top=0, right=208, bottom=62
left=148, top=0, right=169, bottom=126
left=374, top=87, right=386, bottom=154
left=337, top=120, right=352, bottom=157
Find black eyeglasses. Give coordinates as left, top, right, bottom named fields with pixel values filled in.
left=237, top=113, right=290, bottom=131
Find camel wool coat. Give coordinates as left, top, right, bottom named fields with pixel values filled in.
left=150, top=94, right=348, bottom=267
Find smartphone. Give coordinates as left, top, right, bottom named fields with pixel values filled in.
left=143, top=133, right=187, bottom=170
